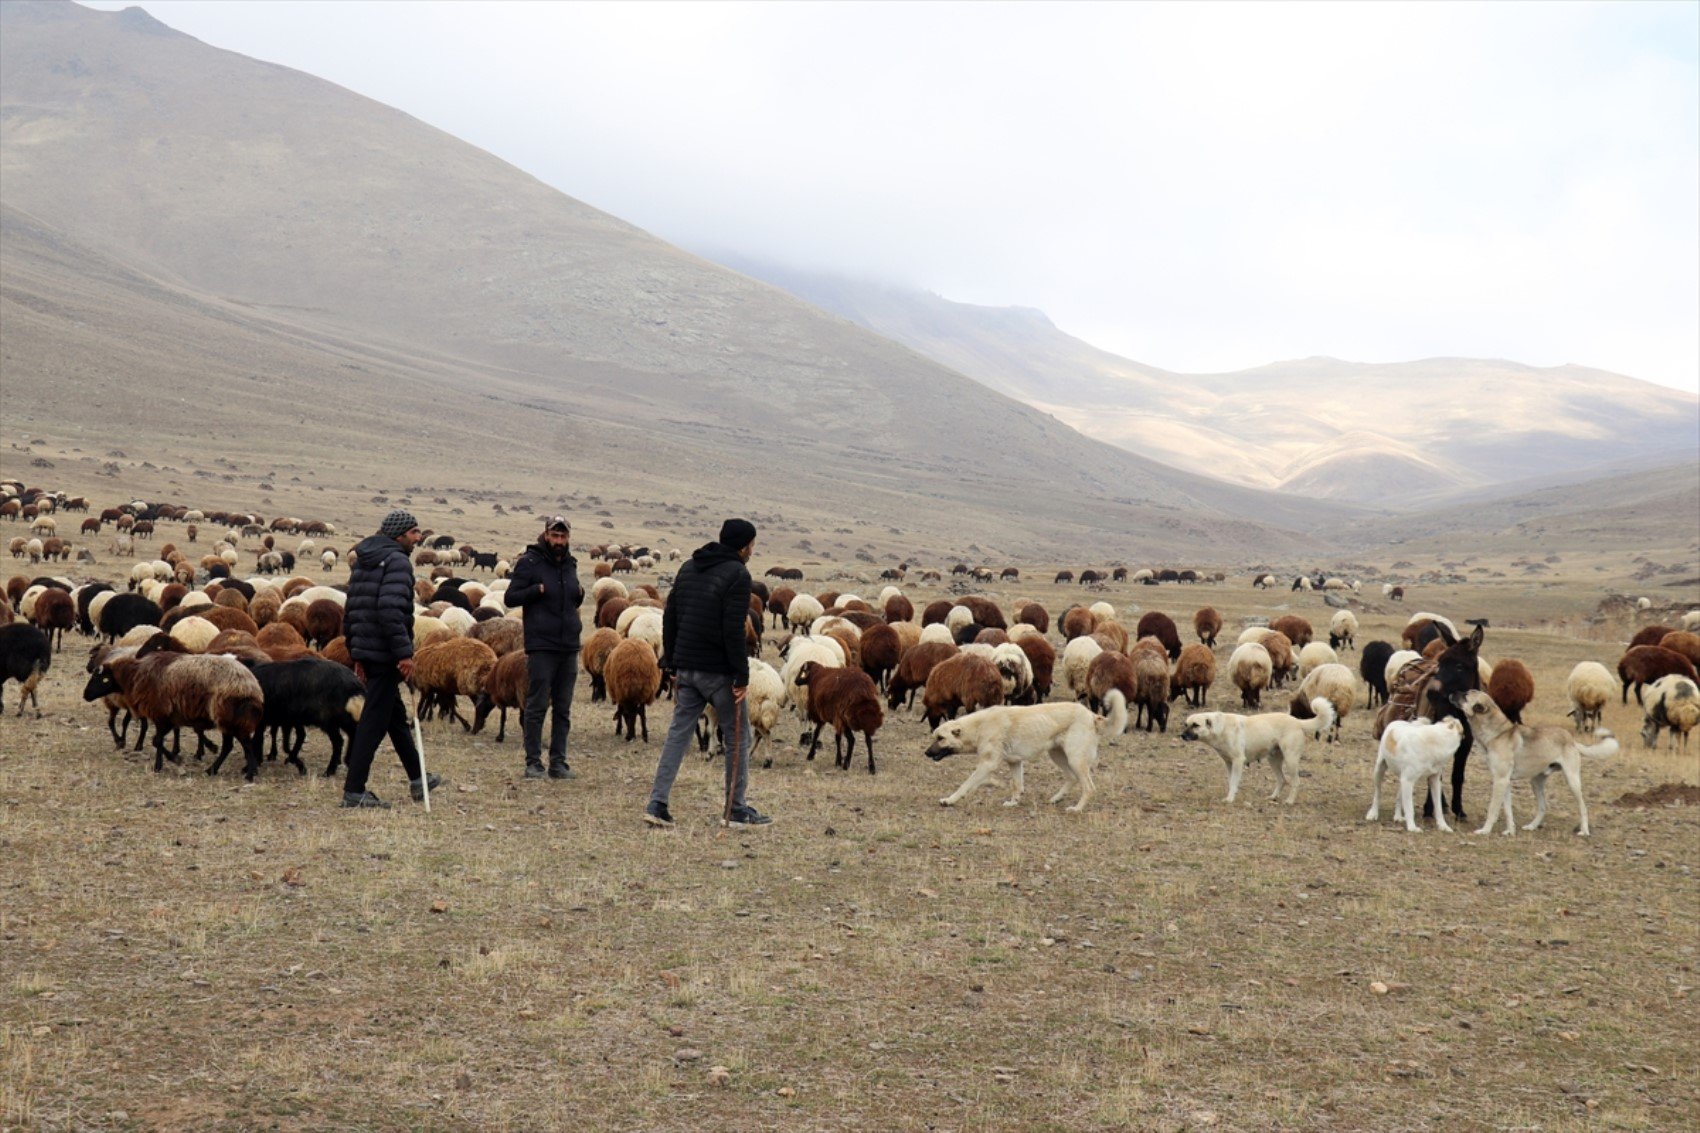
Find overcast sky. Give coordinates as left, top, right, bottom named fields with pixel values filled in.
left=86, top=0, right=1700, bottom=393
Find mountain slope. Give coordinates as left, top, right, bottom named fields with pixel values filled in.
left=718, top=257, right=1699, bottom=506
left=0, top=0, right=1354, bottom=557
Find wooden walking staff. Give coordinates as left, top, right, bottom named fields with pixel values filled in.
left=410, top=686, right=431, bottom=813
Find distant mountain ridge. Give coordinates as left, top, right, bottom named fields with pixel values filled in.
left=0, top=0, right=1353, bottom=559
left=714, top=256, right=1699, bottom=507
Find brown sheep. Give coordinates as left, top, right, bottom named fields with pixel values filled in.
left=823, top=626, right=861, bottom=673
left=768, top=586, right=797, bottom=628
left=1015, top=602, right=1049, bottom=635
left=411, top=637, right=499, bottom=730
left=1230, top=642, right=1273, bottom=709
left=955, top=596, right=1007, bottom=630
left=921, top=652, right=1004, bottom=728
left=304, top=598, right=343, bottom=650
left=31, top=587, right=75, bottom=652
left=859, top=622, right=902, bottom=691
left=1658, top=631, right=1700, bottom=669
left=596, top=596, right=630, bottom=630
left=1486, top=657, right=1535, bottom=724
left=214, top=587, right=250, bottom=613
left=1629, top=624, right=1675, bottom=650
left=604, top=637, right=662, bottom=741
left=468, top=615, right=524, bottom=657
left=1092, top=620, right=1129, bottom=653
left=1193, top=606, right=1222, bottom=648
left=255, top=621, right=310, bottom=661
left=248, top=588, right=280, bottom=627
left=1134, top=611, right=1182, bottom=661
left=582, top=627, right=622, bottom=701
left=973, top=627, right=1010, bottom=647
left=321, top=636, right=354, bottom=669
left=1618, top=646, right=1699, bottom=704
left=1132, top=649, right=1171, bottom=732
left=199, top=605, right=260, bottom=637
left=1262, top=631, right=1296, bottom=687
left=1085, top=650, right=1135, bottom=715
left=887, top=641, right=959, bottom=711
left=1014, top=633, right=1056, bottom=700
left=1169, top=642, right=1216, bottom=708
left=884, top=593, right=914, bottom=624
left=921, top=599, right=954, bottom=627
left=1060, top=605, right=1097, bottom=641
left=472, top=649, right=527, bottom=742
left=794, top=660, right=885, bottom=773
left=1269, top=615, right=1313, bottom=648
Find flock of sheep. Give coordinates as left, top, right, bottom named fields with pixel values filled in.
left=2, top=482, right=1698, bottom=831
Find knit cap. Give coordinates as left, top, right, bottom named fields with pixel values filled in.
left=717, top=518, right=757, bottom=550
left=378, top=509, right=419, bottom=538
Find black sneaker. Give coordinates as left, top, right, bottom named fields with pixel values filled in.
left=410, top=773, right=444, bottom=801
left=341, top=790, right=390, bottom=809
left=722, top=806, right=773, bottom=828
left=523, top=761, right=546, bottom=780
left=643, top=801, right=674, bottom=829
left=548, top=762, right=577, bottom=780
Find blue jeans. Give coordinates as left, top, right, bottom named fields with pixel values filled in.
left=649, top=670, right=752, bottom=812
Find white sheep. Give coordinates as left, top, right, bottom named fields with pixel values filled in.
left=878, top=585, right=903, bottom=605
left=1088, top=600, right=1116, bottom=622
left=1406, top=611, right=1458, bottom=640
left=1228, top=642, right=1273, bottom=708
left=1328, top=609, right=1358, bottom=651
left=1384, top=649, right=1422, bottom=691
left=780, top=637, right=844, bottom=732
left=626, top=612, right=664, bottom=656
left=1640, top=675, right=1699, bottom=752
left=616, top=603, right=659, bottom=636
left=991, top=642, right=1034, bottom=702
left=1291, top=663, right=1356, bottom=741
left=1060, top=635, right=1103, bottom=703
left=919, top=622, right=954, bottom=646
left=168, top=615, right=221, bottom=653
left=591, top=577, right=628, bottom=605
left=1564, top=661, right=1615, bottom=732
left=1298, top=641, right=1339, bottom=678
left=320, top=549, right=338, bottom=572
left=179, top=591, right=214, bottom=612
left=297, top=585, right=346, bottom=608
left=1683, top=610, right=1700, bottom=632
left=944, top=605, right=976, bottom=635
left=438, top=607, right=477, bottom=636
left=786, top=593, right=824, bottom=633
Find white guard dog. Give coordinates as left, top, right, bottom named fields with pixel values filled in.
left=1366, top=717, right=1465, bottom=832
left=1452, top=690, right=1618, bottom=836
left=1179, top=698, right=1336, bottom=804
left=925, top=692, right=1128, bottom=813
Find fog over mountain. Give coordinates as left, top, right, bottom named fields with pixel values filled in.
left=714, top=257, right=1699, bottom=507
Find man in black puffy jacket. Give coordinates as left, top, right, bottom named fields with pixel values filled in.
left=644, top=518, right=770, bottom=829
left=340, top=509, right=441, bottom=809
left=504, top=515, right=585, bottom=780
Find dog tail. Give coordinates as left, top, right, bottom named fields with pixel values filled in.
left=1100, top=689, right=1129, bottom=737
left=1578, top=728, right=1618, bottom=760
left=1307, top=697, right=1336, bottom=741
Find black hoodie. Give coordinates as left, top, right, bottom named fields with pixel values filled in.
left=662, top=542, right=752, bottom=686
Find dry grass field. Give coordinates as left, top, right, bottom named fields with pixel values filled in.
left=3, top=548, right=1697, bottom=1133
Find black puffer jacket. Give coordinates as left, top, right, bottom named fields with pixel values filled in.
left=662, top=542, right=752, bottom=686
left=345, top=534, right=417, bottom=664
left=504, top=542, right=585, bottom=652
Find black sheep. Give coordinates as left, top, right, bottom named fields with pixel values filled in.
left=1360, top=640, right=1395, bottom=708
left=250, top=657, right=367, bottom=778
left=98, top=592, right=162, bottom=642
left=0, top=623, right=52, bottom=716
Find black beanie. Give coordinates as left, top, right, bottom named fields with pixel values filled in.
left=717, top=518, right=756, bottom=551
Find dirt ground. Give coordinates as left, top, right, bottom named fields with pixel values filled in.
left=3, top=562, right=1698, bottom=1132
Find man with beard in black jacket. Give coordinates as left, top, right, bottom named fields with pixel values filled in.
left=644, top=518, right=770, bottom=829
left=340, top=509, right=442, bottom=809
left=505, top=515, right=586, bottom=780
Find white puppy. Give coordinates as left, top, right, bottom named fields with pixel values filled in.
left=1366, top=717, right=1465, bottom=832
left=925, top=693, right=1128, bottom=813
left=1179, top=699, right=1336, bottom=804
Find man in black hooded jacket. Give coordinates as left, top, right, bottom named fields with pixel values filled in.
left=644, top=518, right=770, bottom=829
left=340, top=509, right=441, bottom=809
left=504, top=515, right=585, bottom=779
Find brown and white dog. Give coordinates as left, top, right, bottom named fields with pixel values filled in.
left=1451, top=690, right=1617, bottom=836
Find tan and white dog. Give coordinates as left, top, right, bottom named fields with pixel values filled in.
left=1366, top=717, right=1466, bottom=832
left=1451, top=690, right=1618, bottom=836
left=925, top=692, right=1128, bottom=813
left=1179, top=698, right=1336, bottom=804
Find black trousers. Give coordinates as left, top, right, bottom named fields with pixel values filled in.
left=344, top=660, right=423, bottom=794
left=522, top=649, right=579, bottom=763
